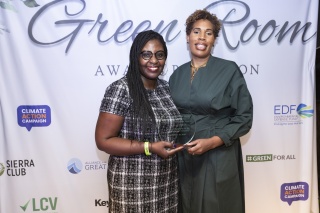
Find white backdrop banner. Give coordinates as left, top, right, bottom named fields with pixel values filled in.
left=0, top=0, right=318, bottom=212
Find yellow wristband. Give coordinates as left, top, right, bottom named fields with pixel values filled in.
left=144, top=142, right=151, bottom=156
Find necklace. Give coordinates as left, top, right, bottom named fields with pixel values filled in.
left=190, top=61, right=207, bottom=81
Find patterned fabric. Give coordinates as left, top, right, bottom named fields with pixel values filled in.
left=100, top=77, right=182, bottom=213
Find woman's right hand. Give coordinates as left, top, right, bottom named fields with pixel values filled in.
left=183, top=136, right=224, bottom=155
left=150, top=141, right=184, bottom=158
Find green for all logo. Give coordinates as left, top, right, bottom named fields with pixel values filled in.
left=20, top=197, right=58, bottom=212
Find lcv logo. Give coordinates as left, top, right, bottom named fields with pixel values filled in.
left=20, top=197, right=58, bottom=212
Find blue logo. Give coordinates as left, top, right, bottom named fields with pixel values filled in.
left=281, top=182, right=309, bottom=205
left=67, top=158, right=82, bottom=174
left=17, top=105, right=51, bottom=131
left=274, top=103, right=314, bottom=126
left=296, top=104, right=314, bottom=118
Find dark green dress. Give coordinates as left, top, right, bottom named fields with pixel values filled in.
left=169, top=55, right=253, bottom=213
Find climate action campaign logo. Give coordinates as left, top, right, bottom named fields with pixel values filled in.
left=17, top=105, right=51, bottom=131
left=281, top=182, right=309, bottom=205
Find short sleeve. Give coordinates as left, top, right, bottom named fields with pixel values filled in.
left=99, top=79, right=130, bottom=117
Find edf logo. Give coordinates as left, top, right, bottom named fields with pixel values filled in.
left=274, top=105, right=296, bottom=115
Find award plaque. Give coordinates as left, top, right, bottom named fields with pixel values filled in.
left=157, top=113, right=173, bottom=142
left=176, top=108, right=196, bottom=145
left=156, top=109, right=196, bottom=147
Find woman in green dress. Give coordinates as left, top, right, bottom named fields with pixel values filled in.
left=169, top=10, right=253, bottom=213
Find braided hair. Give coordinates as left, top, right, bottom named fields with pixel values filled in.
left=126, top=30, right=168, bottom=141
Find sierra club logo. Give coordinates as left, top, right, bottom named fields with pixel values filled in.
left=0, top=163, right=5, bottom=176
left=20, top=197, right=58, bottom=212
left=274, top=103, right=314, bottom=126
left=67, top=158, right=82, bottom=174
left=5, top=159, right=35, bottom=176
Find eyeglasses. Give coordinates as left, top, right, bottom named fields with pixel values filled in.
left=140, top=51, right=166, bottom=60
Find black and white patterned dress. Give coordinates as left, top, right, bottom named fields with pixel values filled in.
left=100, top=77, right=182, bottom=213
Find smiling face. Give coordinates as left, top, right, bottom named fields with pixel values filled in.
left=139, top=39, right=166, bottom=88
left=187, top=19, right=215, bottom=62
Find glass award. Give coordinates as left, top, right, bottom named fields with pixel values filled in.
left=157, top=113, right=174, bottom=142
left=176, top=108, right=196, bottom=145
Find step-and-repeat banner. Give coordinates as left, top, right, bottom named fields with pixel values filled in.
left=0, top=0, right=318, bottom=212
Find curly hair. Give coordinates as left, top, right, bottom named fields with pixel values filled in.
left=185, top=9, right=221, bottom=38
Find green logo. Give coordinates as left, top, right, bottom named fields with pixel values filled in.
left=0, top=163, right=5, bottom=176
left=20, top=197, right=58, bottom=211
left=246, top=154, right=273, bottom=162
left=20, top=200, right=30, bottom=212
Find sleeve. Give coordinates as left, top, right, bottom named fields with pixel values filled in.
left=215, top=65, right=253, bottom=147
left=159, top=79, right=170, bottom=94
left=99, top=80, right=131, bottom=117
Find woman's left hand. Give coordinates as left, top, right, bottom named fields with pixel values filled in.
left=184, top=136, right=224, bottom=155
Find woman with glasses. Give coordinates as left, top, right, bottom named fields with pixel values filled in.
left=169, top=10, right=253, bottom=213
left=95, top=30, right=183, bottom=213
